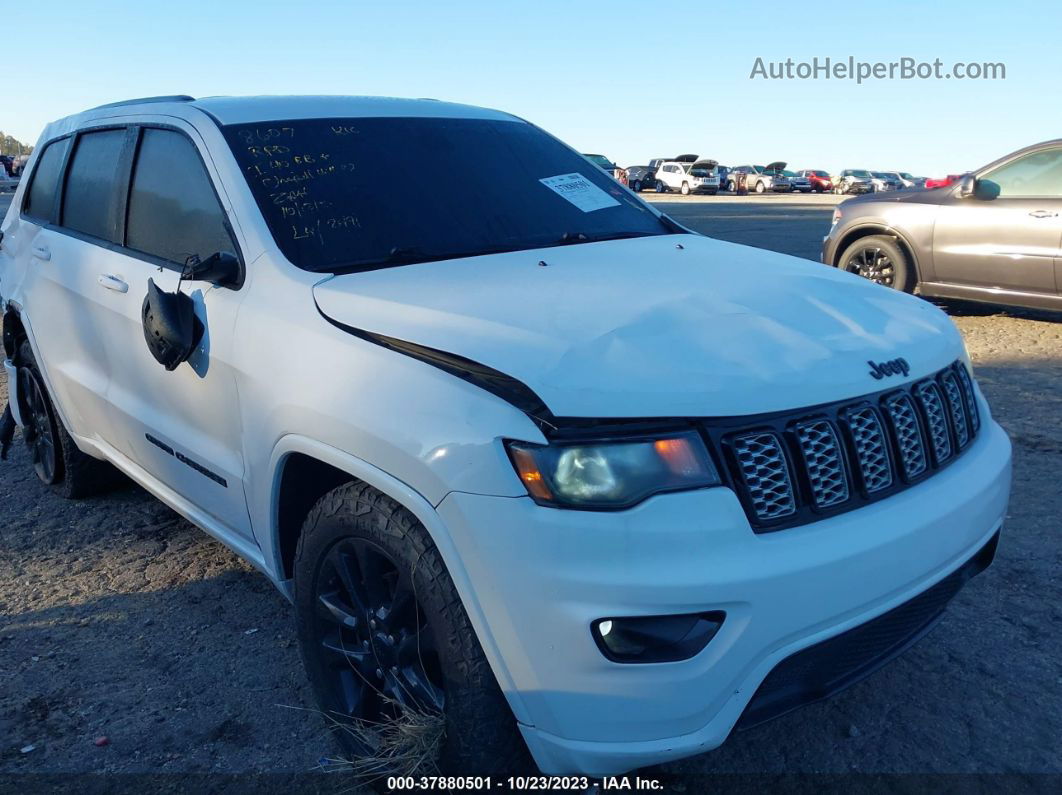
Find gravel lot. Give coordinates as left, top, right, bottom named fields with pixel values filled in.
left=1, top=192, right=1060, bottom=789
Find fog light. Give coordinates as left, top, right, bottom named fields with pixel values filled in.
left=592, top=612, right=725, bottom=663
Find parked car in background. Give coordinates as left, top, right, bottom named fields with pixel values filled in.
left=0, top=155, right=14, bottom=177
left=12, top=154, right=30, bottom=176
left=625, top=158, right=667, bottom=192
left=925, top=173, right=965, bottom=189
left=782, top=169, right=812, bottom=192
left=796, top=169, right=834, bottom=192
left=869, top=171, right=902, bottom=192
left=655, top=156, right=720, bottom=195
left=834, top=169, right=873, bottom=194
left=884, top=171, right=923, bottom=189
left=730, top=163, right=791, bottom=193
left=716, top=165, right=730, bottom=191
left=2, top=94, right=1012, bottom=779
left=584, top=153, right=624, bottom=181
left=823, top=138, right=1062, bottom=311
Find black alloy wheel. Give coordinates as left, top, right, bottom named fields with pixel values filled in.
left=312, top=537, right=445, bottom=738
left=19, top=367, right=59, bottom=484
left=844, top=244, right=896, bottom=286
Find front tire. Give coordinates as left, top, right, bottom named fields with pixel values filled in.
left=16, top=341, right=121, bottom=499
left=294, top=481, right=530, bottom=776
left=680, top=181, right=690, bottom=195
left=631, top=179, right=642, bottom=192
left=655, top=179, right=666, bottom=193
left=754, top=181, right=766, bottom=194
left=837, top=235, right=914, bottom=292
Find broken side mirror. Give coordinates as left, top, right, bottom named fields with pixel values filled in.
left=141, top=278, right=203, bottom=371
left=184, top=251, right=243, bottom=288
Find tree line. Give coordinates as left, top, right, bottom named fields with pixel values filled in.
left=0, top=131, right=34, bottom=156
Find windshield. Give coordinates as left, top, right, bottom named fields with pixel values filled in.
left=871, top=171, right=890, bottom=178
left=849, top=170, right=870, bottom=178
left=899, top=172, right=914, bottom=179
left=223, top=118, right=670, bottom=272
left=810, top=170, right=829, bottom=177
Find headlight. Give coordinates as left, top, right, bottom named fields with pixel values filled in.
left=506, top=431, right=720, bottom=509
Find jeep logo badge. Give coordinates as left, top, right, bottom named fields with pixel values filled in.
left=868, top=357, right=911, bottom=380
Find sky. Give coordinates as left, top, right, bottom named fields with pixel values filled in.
left=3, top=0, right=1059, bottom=176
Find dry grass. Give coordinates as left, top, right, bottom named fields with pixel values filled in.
left=282, top=700, right=445, bottom=785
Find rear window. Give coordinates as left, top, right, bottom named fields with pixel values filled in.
left=126, top=128, right=236, bottom=268
left=62, top=129, right=126, bottom=241
left=23, top=138, right=71, bottom=223
left=222, top=117, right=668, bottom=273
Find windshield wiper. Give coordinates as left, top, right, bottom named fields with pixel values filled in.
left=553, top=230, right=662, bottom=246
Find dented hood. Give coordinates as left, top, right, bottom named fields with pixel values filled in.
left=313, top=235, right=964, bottom=418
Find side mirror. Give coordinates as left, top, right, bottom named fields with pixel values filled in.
left=958, top=174, right=977, bottom=198
left=184, top=251, right=243, bottom=288
left=141, top=278, right=203, bottom=371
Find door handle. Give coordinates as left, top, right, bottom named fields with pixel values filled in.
left=97, top=274, right=129, bottom=293
left=31, top=244, right=51, bottom=261
left=1028, top=210, right=1058, bottom=218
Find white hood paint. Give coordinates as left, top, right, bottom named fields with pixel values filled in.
left=314, top=235, right=964, bottom=418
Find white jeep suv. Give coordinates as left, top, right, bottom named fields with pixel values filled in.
left=654, top=156, right=720, bottom=195
left=0, top=95, right=1012, bottom=777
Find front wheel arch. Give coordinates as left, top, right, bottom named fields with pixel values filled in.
left=267, top=436, right=531, bottom=722
left=832, top=225, right=922, bottom=285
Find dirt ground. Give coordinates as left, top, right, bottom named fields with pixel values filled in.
left=1, top=195, right=1060, bottom=789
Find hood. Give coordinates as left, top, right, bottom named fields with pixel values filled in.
left=313, top=235, right=963, bottom=418
left=766, top=160, right=787, bottom=170
left=673, top=154, right=699, bottom=163
left=691, top=159, right=718, bottom=169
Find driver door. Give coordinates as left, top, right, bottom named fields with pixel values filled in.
left=97, top=123, right=252, bottom=538
left=932, top=146, right=1062, bottom=295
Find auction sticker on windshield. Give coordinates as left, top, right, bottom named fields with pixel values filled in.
left=539, top=173, right=621, bottom=212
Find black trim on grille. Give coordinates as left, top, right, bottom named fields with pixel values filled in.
left=736, top=529, right=999, bottom=731
left=703, top=361, right=981, bottom=532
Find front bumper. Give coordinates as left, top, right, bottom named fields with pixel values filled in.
left=436, top=414, right=1011, bottom=775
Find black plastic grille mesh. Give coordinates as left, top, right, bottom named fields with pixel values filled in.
left=941, top=372, right=970, bottom=449
left=915, top=381, right=952, bottom=464
left=845, top=407, right=893, bottom=493
left=731, top=432, right=797, bottom=520
left=883, top=394, right=928, bottom=480
left=795, top=421, right=849, bottom=507
left=954, top=363, right=980, bottom=433
left=722, top=361, right=979, bottom=530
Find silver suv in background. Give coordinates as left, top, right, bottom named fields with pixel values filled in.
left=834, top=169, right=873, bottom=194
left=728, top=162, right=791, bottom=193
left=823, top=138, right=1062, bottom=311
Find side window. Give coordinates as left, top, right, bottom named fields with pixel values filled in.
left=125, top=128, right=236, bottom=268
left=23, top=137, right=71, bottom=223
left=980, top=148, right=1062, bottom=198
left=62, top=129, right=127, bottom=241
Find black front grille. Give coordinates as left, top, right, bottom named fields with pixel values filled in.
left=707, top=361, right=980, bottom=531
left=736, top=530, right=999, bottom=730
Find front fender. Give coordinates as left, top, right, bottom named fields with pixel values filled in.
left=263, top=432, right=532, bottom=725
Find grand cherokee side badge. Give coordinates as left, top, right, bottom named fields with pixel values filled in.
left=868, top=357, right=911, bottom=380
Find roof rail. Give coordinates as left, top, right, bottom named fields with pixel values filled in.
left=88, top=95, right=195, bottom=111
